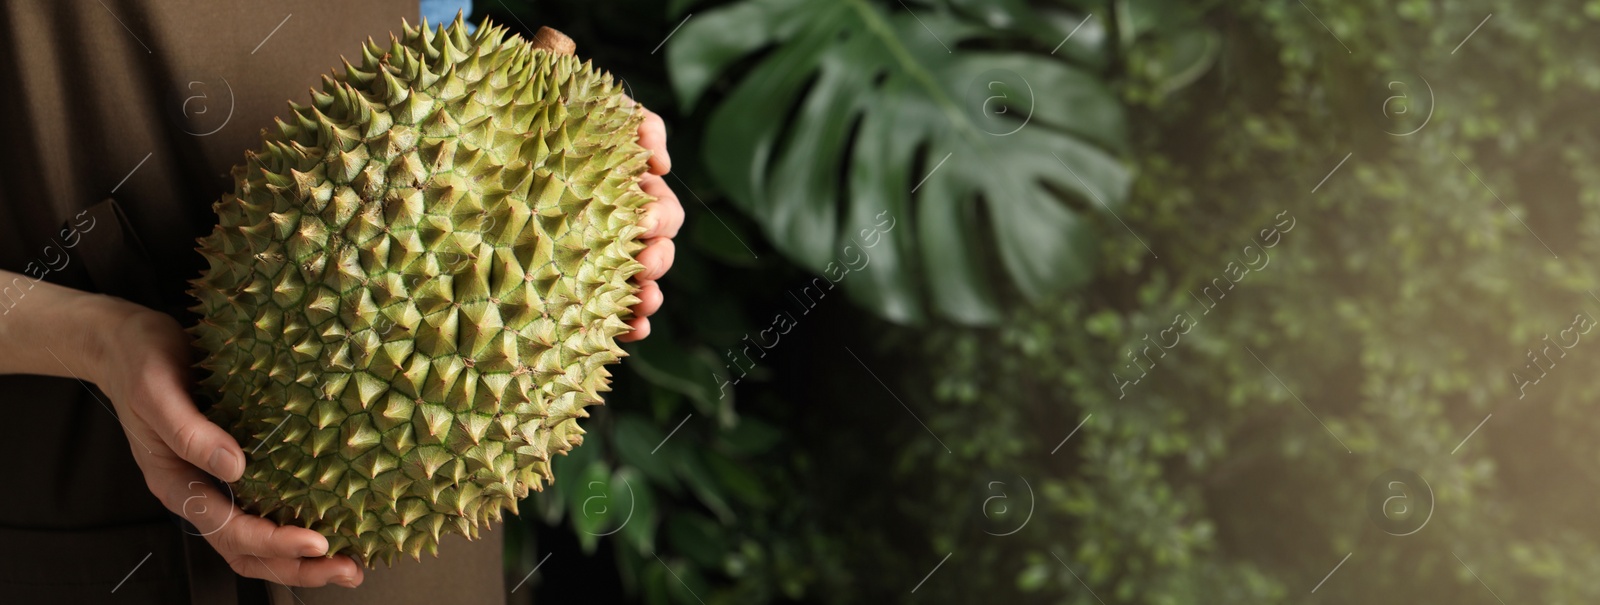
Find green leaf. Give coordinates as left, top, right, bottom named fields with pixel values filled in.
left=547, top=423, right=605, bottom=523
left=671, top=449, right=737, bottom=523
left=642, top=560, right=672, bottom=605
left=688, top=205, right=763, bottom=268
left=666, top=512, right=729, bottom=571
left=716, top=416, right=783, bottom=456
left=1033, top=7, right=1109, bottom=67
left=1017, top=560, right=1051, bottom=591
left=614, top=543, right=645, bottom=598
left=615, top=413, right=683, bottom=489
left=947, top=0, right=1106, bottom=66
left=948, top=0, right=1034, bottom=28
left=626, top=338, right=734, bottom=417
left=569, top=461, right=614, bottom=554
left=703, top=450, right=772, bottom=510
left=666, top=0, right=698, bottom=19
left=1144, top=27, right=1221, bottom=97
left=668, top=0, right=1131, bottom=324
left=1116, top=0, right=1206, bottom=43
left=531, top=485, right=564, bottom=525
left=663, top=557, right=712, bottom=605
left=613, top=467, right=659, bottom=554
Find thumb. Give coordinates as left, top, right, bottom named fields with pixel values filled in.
left=134, top=366, right=246, bottom=482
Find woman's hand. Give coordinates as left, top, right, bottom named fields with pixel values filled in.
left=0, top=276, right=363, bottom=588
left=623, top=106, right=683, bottom=342
left=91, top=302, right=366, bottom=588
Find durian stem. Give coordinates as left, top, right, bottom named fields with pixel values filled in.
left=531, top=27, right=575, bottom=56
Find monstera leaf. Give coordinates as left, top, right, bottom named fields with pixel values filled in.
left=668, top=0, right=1130, bottom=324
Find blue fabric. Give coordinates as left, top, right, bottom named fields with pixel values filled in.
left=420, top=0, right=474, bottom=30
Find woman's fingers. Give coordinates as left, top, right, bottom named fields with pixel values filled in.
left=104, top=307, right=362, bottom=588
left=140, top=449, right=360, bottom=587
left=145, top=461, right=327, bottom=560
left=129, top=361, right=245, bottom=481
left=639, top=175, right=684, bottom=239
left=635, top=238, right=675, bottom=281
left=620, top=280, right=662, bottom=342
left=632, top=281, right=664, bottom=318
left=623, top=102, right=672, bottom=344
left=638, top=109, right=671, bottom=175
left=206, top=504, right=331, bottom=561
left=619, top=317, right=651, bottom=342
left=158, top=468, right=359, bottom=587
left=225, top=553, right=364, bottom=588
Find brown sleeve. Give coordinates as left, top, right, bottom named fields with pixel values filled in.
left=0, top=0, right=415, bottom=303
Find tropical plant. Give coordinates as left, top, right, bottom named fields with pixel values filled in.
left=486, top=0, right=1210, bottom=602
left=812, top=0, right=1600, bottom=603
left=667, top=0, right=1134, bottom=324
left=493, top=0, right=1600, bottom=604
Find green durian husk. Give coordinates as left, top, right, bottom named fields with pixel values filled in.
left=188, top=15, right=650, bottom=566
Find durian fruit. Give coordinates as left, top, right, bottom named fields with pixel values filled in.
left=188, top=16, right=650, bottom=566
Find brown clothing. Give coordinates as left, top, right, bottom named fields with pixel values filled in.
left=0, top=2, right=503, bottom=603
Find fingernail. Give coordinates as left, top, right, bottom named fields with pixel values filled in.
left=333, top=575, right=359, bottom=589
left=640, top=215, right=659, bottom=234
left=301, top=543, right=327, bottom=558
left=209, top=448, right=242, bottom=481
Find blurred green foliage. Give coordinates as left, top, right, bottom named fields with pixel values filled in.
left=489, top=0, right=1600, bottom=603
left=667, top=0, right=1129, bottom=324
left=872, top=0, right=1600, bottom=603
